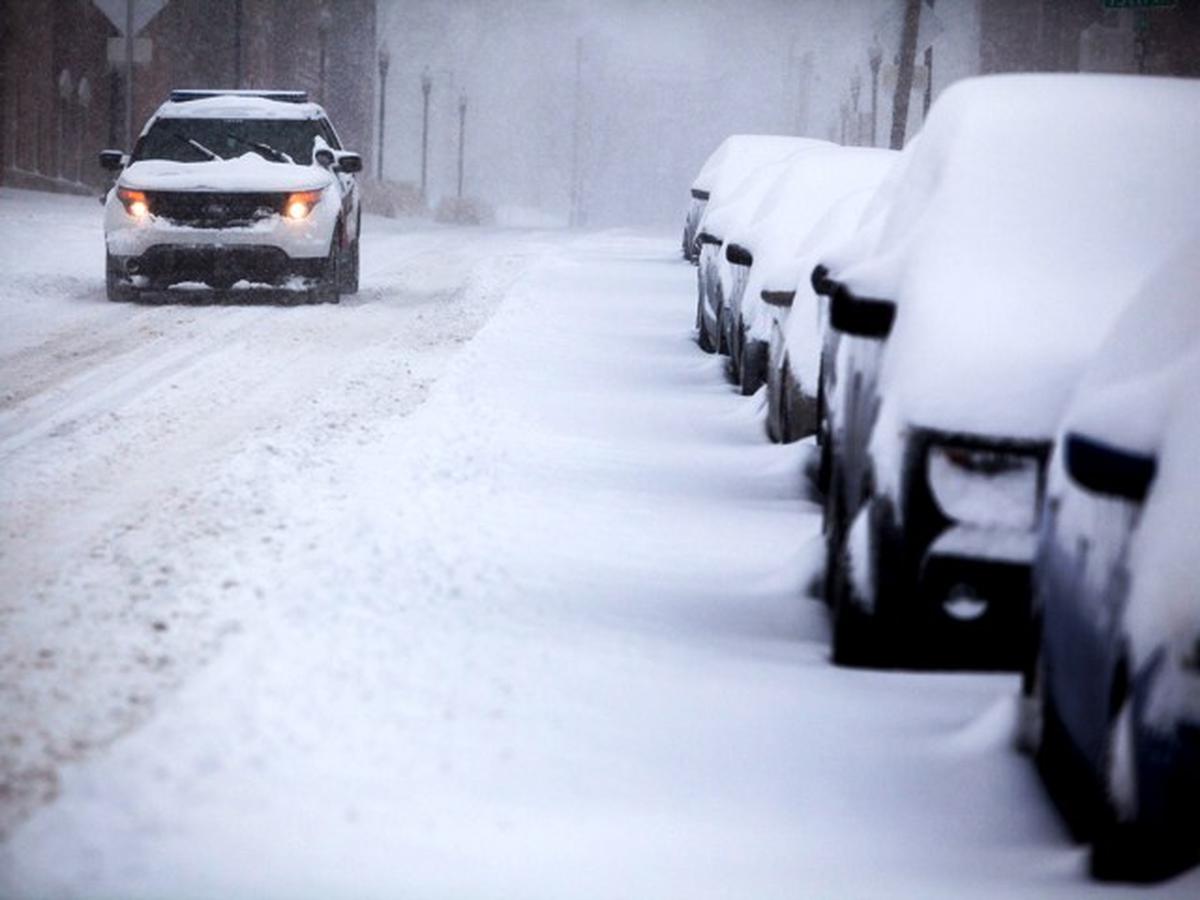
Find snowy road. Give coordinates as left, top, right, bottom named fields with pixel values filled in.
left=1, top=189, right=1196, bottom=898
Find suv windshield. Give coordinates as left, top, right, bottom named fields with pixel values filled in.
left=133, top=117, right=341, bottom=165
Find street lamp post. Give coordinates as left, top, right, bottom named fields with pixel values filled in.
left=456, top=93, right=467, bottom=200
left=420, top=69, right=431, bottom=203
left=868, top=36, right=882, bottom=147
left=849, top=68, right=862, bottom=145
left=317, top=6, right=332, bottom=106
left=377, top=46, right=389, bottom=181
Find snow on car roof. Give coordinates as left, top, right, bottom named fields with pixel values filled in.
left=1061, top=232, right=1200, bottom=456
left=849, top=73, right=1200, bottom=438
left=150, top=94, right=327, bottom=124
left=691, top=135, right=830, bottom=199
left=734, top=147, right=897, bottom=340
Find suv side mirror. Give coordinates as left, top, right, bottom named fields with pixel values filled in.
left=335, top=152, right=363, bottom=174
left=99, top=150, right=126, bottom=171
left=1064, top=432, right=1157, bottom=502
left=810, top=264, right=834, bottom=297
left=829, top=284, right=896, bottom=339
left=760, top=288, right=795, bottom=308
left=725, top=242, right=753, bottom=267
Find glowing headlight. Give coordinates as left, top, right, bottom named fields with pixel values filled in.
left=284, top=190, right=322, bottom=220
left=118, top=188, right=149, bottom=218
left=926, top=445, right=1041, bottom=530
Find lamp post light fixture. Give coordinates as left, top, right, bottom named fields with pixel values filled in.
left=420, top=68, right=432, bottom=203
left=377, top=46, right=390, bottom=181
left=456, top=93, right=467, bottom=201
left=868, top=35, right=883, bottom=147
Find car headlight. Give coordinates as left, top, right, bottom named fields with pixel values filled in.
left=118, top=188, right=150, bottom=218
left=926, top=444, right=1041, bottom=529
left=284, top=189, right=322, bottom=220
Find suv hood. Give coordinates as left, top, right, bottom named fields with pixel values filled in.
left=120, top=153, right=332, bottom=193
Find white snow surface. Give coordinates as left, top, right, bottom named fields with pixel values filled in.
left=2, top=188, right=1196, bottom=898
left=120, top=154, right=333, bottom=192
left=844, top=74, right=1200, bottom=440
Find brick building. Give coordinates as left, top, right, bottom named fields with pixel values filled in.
left=1, top=0, right=377, bottom=192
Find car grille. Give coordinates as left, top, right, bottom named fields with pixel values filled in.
left=146, top=191, right=285, bottom=228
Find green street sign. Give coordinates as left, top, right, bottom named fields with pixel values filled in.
left=1102, top=0, right=1177, bottom=8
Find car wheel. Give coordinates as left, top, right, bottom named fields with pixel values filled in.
left=766, top=357, right=785, bottom=443
left=697, top=292, right=718, bottom=353
left=339, top=216, right=360, bottom=295
left=739, top=333, right=767, bottom=397
left=313, top=232, right=341, bottom=304
left=105, top=253, right=136, bottom=302
left=830, top=542, right=878, bottom=667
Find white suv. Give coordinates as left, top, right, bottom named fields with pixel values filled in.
left=99, top=89, right=362, bottom=303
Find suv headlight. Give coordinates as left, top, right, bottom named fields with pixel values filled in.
left=926, top=444, right=1041, bottom=529
left=118, top=188, right=150, bottom=218
left=284, top=190, right=322, bottom=220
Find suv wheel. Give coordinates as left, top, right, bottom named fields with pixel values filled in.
left=105, top=253, right=136, bottom=303
left=339, top=213, right=361, bottom=294
left=313, top=232, right=341, bottom=304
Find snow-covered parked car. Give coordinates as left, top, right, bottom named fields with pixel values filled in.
left=99, top=89, right=363, bottom=303
left=819, top=74, right=1200, bottom=669
left=725, top=147, right=895, bottom=414
left=693, top=137, right=829, bottom=351
left=1023, top=237, right=1200, bottom=884
left=682, top=134, right=821, bottom=265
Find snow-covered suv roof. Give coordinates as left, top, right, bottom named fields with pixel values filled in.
left=149, top=92, right=328, bottom=126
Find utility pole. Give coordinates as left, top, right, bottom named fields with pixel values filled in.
left=377, top=46, right=389, bottom=181
left=889, top=0, right=922, bottom=150
left=868, top=35, right=882, bottom=147
left=456, top=93, right=466, bottom=199
left=124, top=0, right=134, bottom=151
left=233, top=0, right=243, bottom=88
left=420, top=69, right=431, bottom=203
left=569, top=37, right=583, bottom=227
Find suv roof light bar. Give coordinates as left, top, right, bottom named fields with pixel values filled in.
left=169, top=89, right=309, bottom=104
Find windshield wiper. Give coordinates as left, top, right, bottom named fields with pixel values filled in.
left=168, top=131, right=220, bottom=161
left=225, top=132, right=294, bottom=164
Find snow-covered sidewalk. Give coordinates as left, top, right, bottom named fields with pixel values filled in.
left=2, top=210, right=1194, bottom=897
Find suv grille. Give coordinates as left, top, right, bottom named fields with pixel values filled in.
left=146, top=191, right=286, bottom=228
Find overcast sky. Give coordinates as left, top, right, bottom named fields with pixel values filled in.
left=378, top=0, right=905, bottom=226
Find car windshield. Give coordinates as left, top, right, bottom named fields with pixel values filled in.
left=133, top=117, right=339, bottom=165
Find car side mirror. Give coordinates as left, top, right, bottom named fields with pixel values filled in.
left=829, top=284, right=896, bottom=339
left=810, top=264, right=834, bottom=297
left=725, top=242, right=753, bottom=267
left=99, top=149, right=126, bottom=171
left=696, top=231, right=721, bottom=247
left=690, top=188, right=710, bottom=201
left=760, top=288, right=795, bottom=308
left=336, top=152, right=363, bottom=174
left=315, top=148, right=335, bottom=168
left=1064, top=432, right=1157, bottom=502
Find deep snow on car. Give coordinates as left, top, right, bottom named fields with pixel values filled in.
left=818, top=74, right=1200, bottom=669
left=1023, top=235, right=1200, bottom=883
left=100, top=90, right=363, bottom=303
